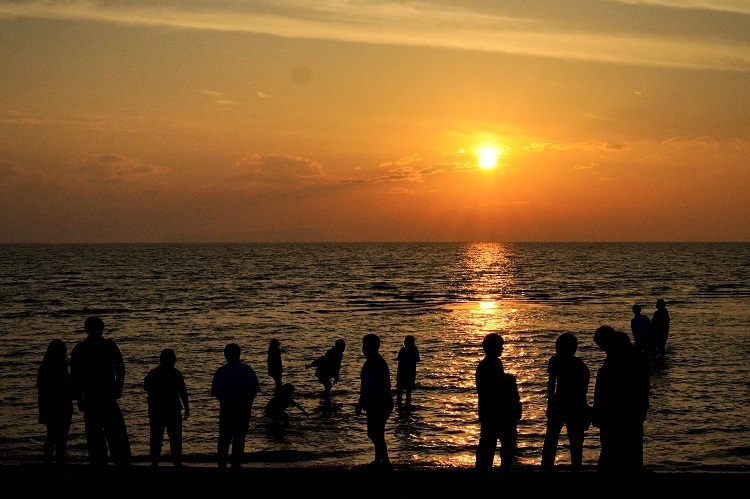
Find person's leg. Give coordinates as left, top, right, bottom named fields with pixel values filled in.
left=231, top=423, right=249, bottom=469
left=541, top=416, right=564, bottom=469
left=148, top=415, right=165, bottom=466
left=498, top=427, right=518, bottom=469
left=396, top=387, right=403, bottom=407
left=405, top=387, right=412, bottom=407
left=475, top=423, right=498, bottom=471
left=165, top=414, right=183, bottom=466
left=217, top=414, right=231, bottom=468
left=43, top=425, right=54, bottom=464
left=323, top=379, right=332, bottom=399
left=104, top=402, right=131, bottom=466
left=56, top=416, right=72, bottom=465
left=567, top=423, right=585, bottom=471
left=83, top=406, right=108, bottom=465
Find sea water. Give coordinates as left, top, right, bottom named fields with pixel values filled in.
left=1, top=243, right=748, bottom=470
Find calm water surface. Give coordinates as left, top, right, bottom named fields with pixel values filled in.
left=1, top=243, right=749, bottom=470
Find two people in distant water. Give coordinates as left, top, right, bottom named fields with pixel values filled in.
left=395, top=335, right=420, bottom=408
left=592, top=325, right=650, bottom=471
left=475, top=333, right=522, bottom=471
left=143, top=348, right=190, bottom=467
left=36, top=339, right=75, bottom=465
left=211, top=342, right=260, bottom=469
left=541, top=333, right=591, bottom=471
left=356, top=333, right=394, bottom=469
left=70, top=316, right=132, bottom=466
left=307, top=339, right=346, bottom=400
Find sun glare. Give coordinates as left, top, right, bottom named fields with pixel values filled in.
left=477, top=146, right=499, bottom=169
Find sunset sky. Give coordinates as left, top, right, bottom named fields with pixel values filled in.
left=1, top=1, right=748, bottom=243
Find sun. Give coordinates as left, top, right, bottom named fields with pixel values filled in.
left=477, top=146, right=500, bottom=169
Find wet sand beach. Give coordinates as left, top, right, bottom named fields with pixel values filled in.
left=4, top=464, right=749, bottom=499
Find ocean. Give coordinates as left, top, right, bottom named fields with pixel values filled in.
left=1, top=243, right=749, bottom=470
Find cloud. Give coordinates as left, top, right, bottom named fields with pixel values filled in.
left=378, top=153, right=422, bottom=168
left=523, top=141, right=629, bottom=152
left=76, top=154, right=169, bottom=182
left=233, top=154, right=325, bottom=183
left=1, top=1, right=748, bottom=72
left=257, top=91, right=273, bottom=99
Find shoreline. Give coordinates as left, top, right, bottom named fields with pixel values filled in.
left=4, top=463, right=749, bottom=498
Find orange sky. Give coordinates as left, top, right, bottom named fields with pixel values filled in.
left=1, top=1, right=748, bottom=242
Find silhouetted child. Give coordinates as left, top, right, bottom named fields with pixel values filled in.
left=143, top=348, right=190, bottom=467
left=652, top=299, right=671, bottom=359
left=264, top=383, right=308, bottom=425
left=541, top=333, right=591, bottom=471
left=306, top=339, right=346, bottom=399
left=37, top=339, right=75, bottom=465
left=355, top=333, right=394, bottom=469
left=475, top=333, right=522, bottom=471
left=396, top=335, right=420, bottom=408
left=267, top=339, right=283, bottom=393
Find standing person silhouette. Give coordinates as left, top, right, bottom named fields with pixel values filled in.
left=211, top=343, right=260, bottom=470
left=70, top=316, right=131, bottom=466
left=395, top=335, right=420, bottom=409
left=475, top=333, right=522, bottom=471
left=541, top=333, right=591, bottom=471
left=652, top=299, right=671, bottom=360
left=630, top=304, right=653, bottom=362
left=37, top=339, right=75, bottom=465
left=306, top=339, right=345, bottom=400
left=592, top=326, right=650, bottom=472
left=267, top=338, right=283, bottom=394
left=143, top=348, right=190, bottom=467
left=355, top=333, right=394, bottom=469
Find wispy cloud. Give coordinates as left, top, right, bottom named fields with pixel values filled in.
left=1, top=1, right=747, bottom=71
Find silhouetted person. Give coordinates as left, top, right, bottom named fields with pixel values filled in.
left=396, top=335, right=420, bottom=408
left=306, top=339, right=345, bottom=399
left=355, top=333, right=394, bottom=469
left=37, top=339, right=75, bottom=465
left=264, top=382, right=308, bottom=425
left=475, top=333, right=522, bottom=471
left=267, top=338, right=283, bottom=393
left=143, top=348, right=190, bottom=467
left=630, top=304, right=653, bottom=362
left=70, top=316, right=131, bottom=466
left=211, top=342, right=260, bottom=469
left=592, top=326, right=650, bottom=472
left=652, top=299, right=670, bottom=359
left=541, top=333, right=591, bottom=471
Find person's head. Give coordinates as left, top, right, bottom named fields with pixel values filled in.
left=362, top=333, right=380, bottom=358
left=84, top=316, right=105, bottom=337
left=281, top=383, right=295, bottom=396
left=334, top=339, right=346, bottom=352
left=555, top=333, right=578, bottom=356
left=404, top=335, right=415, bottom=347
left=160, top=348, right=176, bottom=366
left=269, top=338, right=280, bottom=351
left=656, top=298, right=666, bottom=309
left=482, top=333, right=504, bottom=358
left=224, top=343, right=241, bottom=363
left=44, top=339, right=67, bottom=363
left=594, top=325, right=617, bottom=352
left=632, top=304, right=642, bottom=315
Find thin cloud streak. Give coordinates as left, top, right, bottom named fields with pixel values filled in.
left=1, top=1, right=748, bottom=71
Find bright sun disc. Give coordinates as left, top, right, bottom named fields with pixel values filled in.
left=478, top=147, right=499, bottom=169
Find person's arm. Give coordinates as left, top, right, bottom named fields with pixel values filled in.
left=112, top=341, right=125, bottom=399
left=178, top=371, right=190, bottom=420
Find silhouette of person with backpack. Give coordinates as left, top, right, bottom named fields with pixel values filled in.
left=306, top=339, right=345, bottom=399
left=475, top=333, right=522, bottom=471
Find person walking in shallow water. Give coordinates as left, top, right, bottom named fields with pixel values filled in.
left=143, top=348, right=190, bottom=467
left=630, top=304, right=653, bottom=362
left=267, top=338, right=283, bottom=394
left=355, top=333, right=394, bottom=469
left=475, top=333, right=522, bottom=471
left=652, top=299, right=670, bottom=360
left=70, top=316, right=132, bottom=466
left=37, top=339, right=75, bottom=465
left=211, top=343, right=260, bottom=470
left=395, top=335, right=420, bottom=408
left=541, top=333, right=591, bottom=471
left=307, top=339, right=345, bottom=400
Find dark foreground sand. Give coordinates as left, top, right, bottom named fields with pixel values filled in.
left=3, top=464, right=749, bottom=498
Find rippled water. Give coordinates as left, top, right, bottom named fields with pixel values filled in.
left=1, top=243, right=749, bottom=470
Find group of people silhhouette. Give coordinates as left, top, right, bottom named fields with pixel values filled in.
left=37, top=299, right=669, bottom=471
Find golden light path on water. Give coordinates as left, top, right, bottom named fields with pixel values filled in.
left=426, top=243, right=549, bottom=468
